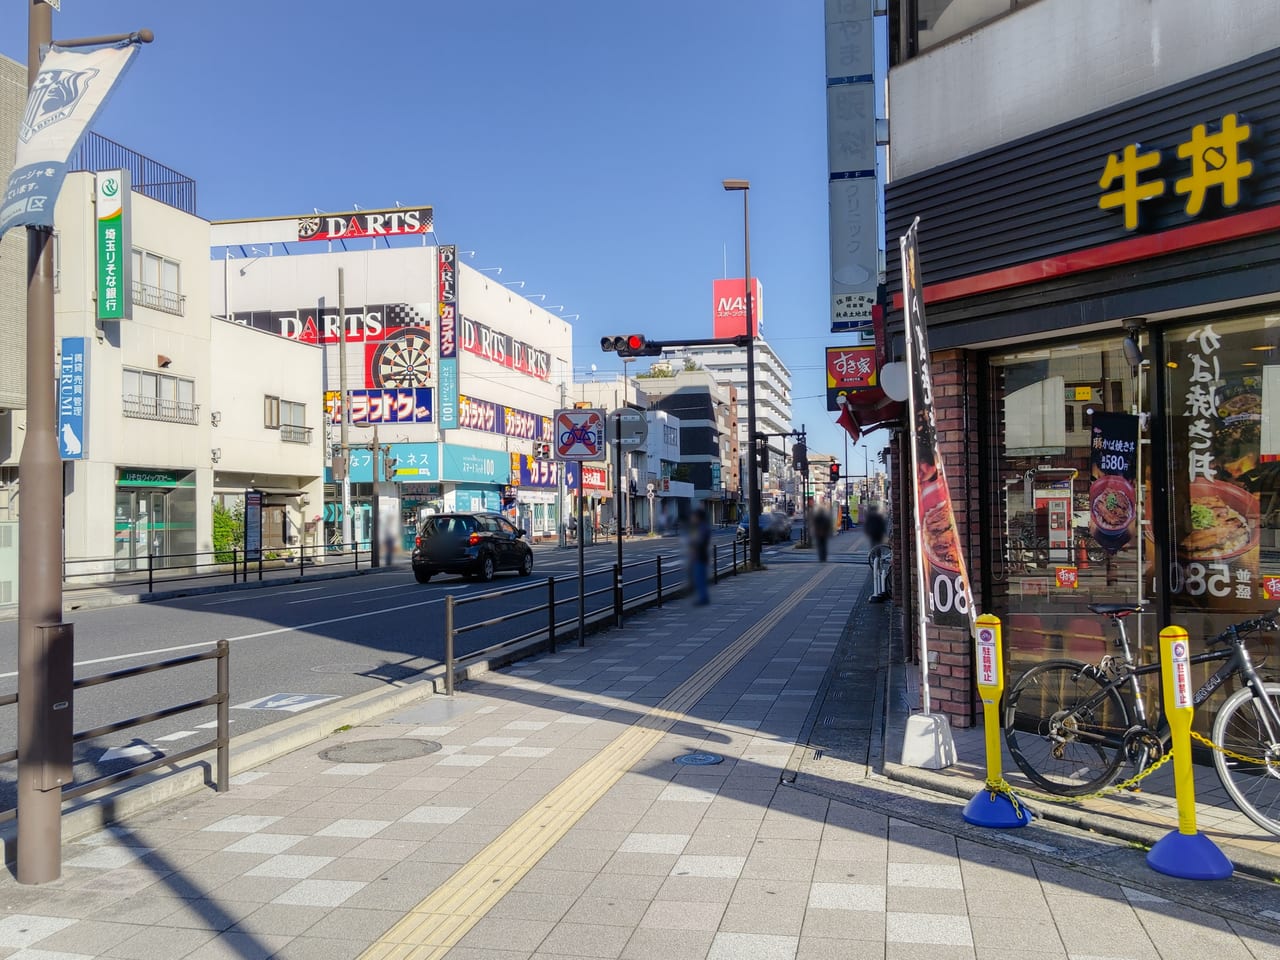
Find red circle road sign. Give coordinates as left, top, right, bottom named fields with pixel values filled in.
left=554, top=408, right=605, bottom=461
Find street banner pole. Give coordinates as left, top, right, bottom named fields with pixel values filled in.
left=577, top=465, right=586, bottom=646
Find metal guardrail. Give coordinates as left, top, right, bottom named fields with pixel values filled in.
left=63, top=541, right=369, bottom=594
left=0, top=640, right=229, bottom=823
left=442, top=543, right=745, bottom=694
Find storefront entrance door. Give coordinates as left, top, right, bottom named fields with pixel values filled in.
left=114, top=489, right=169, bottom=571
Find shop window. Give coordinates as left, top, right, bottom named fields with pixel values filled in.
left=1162, top=313, right=1280, bottom=649
left=986, top=337, right=1146, bottom=675
left=131, top=248, right=184, bottom=316
left=122, top=367, right=198, bottom=424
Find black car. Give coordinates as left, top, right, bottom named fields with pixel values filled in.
left=735, top=511, right=794, bottom=544
left=412, top=512, right=534, bottom=584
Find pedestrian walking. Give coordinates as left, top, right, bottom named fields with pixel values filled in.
left=686, top=508, right=711, bottom=605
left=811, top=508, right=833, bottom=562
left=864, top=505, right=890, bottom=602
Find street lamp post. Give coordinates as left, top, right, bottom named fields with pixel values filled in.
left=723, top=179, right=761, bottom=568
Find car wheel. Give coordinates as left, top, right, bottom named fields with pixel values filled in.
left=519, top=551, right=533, bottom=577
left=478, top=554, right=496, bottom=582
left=414, top=568, right=432, bottom=584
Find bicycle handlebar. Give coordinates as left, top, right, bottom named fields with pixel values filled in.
left=1209, top=608, right=1280, bottom=645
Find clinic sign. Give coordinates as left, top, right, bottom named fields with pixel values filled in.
left=58, top=337, right=88, bottom=460
left=95, top=169, right=130, bottom=320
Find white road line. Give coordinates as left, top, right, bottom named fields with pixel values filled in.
left=0, top=593, right=454, bottom=679
left=202, top=585, right=326, bottom=606
left=289, top=581, right=418, bottom=604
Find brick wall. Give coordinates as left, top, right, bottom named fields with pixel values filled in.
left=893, top=348, right=982, bottom=729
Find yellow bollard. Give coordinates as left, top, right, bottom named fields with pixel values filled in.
left=1146, top=625, right=1231, bottom=879
left=963, top=614, right=1031, bottom=827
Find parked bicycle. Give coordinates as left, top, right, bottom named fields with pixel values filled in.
left=1003, top=603, right=1280, bottom=835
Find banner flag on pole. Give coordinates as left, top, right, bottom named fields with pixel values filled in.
left=1, top=41, right=141, bottom=239
left=900, top=218, right=975, bottom=636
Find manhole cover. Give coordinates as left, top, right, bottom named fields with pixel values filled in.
left=319, top=739, right=441, bottom=763
left=673, top=753, right=724, bottom=766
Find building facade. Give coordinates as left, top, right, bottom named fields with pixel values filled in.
left=633, top=364, right=738, bottom=525
left=678, top=340, right=793, bottom=509
left=885, top=0, right=1280, bottom=728
left=209, top=226, right=573, bottom=549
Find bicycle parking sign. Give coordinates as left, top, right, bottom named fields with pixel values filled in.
left=553, top=408, right=605, bottom=461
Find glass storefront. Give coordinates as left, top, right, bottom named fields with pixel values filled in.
left=986, top=313, right=1280, bottom=730
left=114, top=469, right=197, bottom=570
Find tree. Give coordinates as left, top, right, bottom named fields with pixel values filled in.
left=682, top=357, right=699, bottom=371
left=212, top=501, right=245, bottom=563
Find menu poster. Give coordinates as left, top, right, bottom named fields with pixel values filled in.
left=1170, top=323, right=1261, bottom=610
left=900, top=220, right=973, bottom=628
left=1088, top=412, right=1139, bottom=555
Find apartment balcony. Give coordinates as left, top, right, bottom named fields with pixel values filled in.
left=280, top=424, right=313, bottom=444
left=132, top=280, right=186, bottom=317
left=122, top=395, right=199, bottom=425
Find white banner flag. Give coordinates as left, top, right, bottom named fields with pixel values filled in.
left=1, top=41, right=140, bottom=238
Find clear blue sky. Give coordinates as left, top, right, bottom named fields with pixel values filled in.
left=1, top=1, right=885, bottom=471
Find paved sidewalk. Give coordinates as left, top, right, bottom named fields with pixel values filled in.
left=0, top=540, right=1277, bottom=959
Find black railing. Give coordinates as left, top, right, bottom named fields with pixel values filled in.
left=63, top=541, right=368, bottom=594
left=441, top=543, right=744, bottom=693
left=122, top=393, right=200, bottom=424
left=68, top=131, right=198, bottom=215
left=0, top=641, right=229, bottom=823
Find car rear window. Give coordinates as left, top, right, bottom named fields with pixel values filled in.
left=421, top=516, right=475, bottom=536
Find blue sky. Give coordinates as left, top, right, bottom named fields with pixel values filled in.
left=1, top=1, right=884, bottom=470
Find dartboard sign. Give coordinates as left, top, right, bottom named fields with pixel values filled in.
left=367, top=326, right=434, bottom=388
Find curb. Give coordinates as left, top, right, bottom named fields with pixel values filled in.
left=878, top=658, right=1280, bottom=884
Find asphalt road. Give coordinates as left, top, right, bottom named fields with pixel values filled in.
left=0, top=527, right=772, bottom=811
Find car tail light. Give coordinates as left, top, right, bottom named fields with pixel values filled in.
left=415, top=536, right=422, bottom=549
left=468, top=532, right=480, bottom=546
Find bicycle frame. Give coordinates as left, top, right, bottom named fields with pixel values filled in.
left=1083, top=625, right=1280, bottom=753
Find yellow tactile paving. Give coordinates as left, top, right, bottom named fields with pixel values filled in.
left=359, top=567, right=833, bottom=960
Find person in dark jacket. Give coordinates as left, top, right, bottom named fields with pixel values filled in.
left=686, top=509, right=712, bottom=605
left=864, top=506, right=890, bottom=601
left=811, top=508, right=833, bottom=562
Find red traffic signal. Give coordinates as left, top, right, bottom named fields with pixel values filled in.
left=828, top=462, right=840, bottom=482
left=601, top=334, right=662, bottom=358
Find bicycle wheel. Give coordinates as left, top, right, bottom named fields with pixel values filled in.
left=1004, top=659, right=1128, bottom=796
left=1211, top=682, right=1280, bottom=837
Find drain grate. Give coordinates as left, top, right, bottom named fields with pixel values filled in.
left=319, top=738, right=441, bottom=764
left=673, top=752, right=724, bottom=766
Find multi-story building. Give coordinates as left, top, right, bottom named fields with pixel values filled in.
left=885, top=0, right=1280, bottom=728
left=631, top=363, right=737, bottom=525
left=677, top=340, right=792, bottom=508
left=571, top=374, right=648, bottom=536
left=209, top=225, right=573, bottom=548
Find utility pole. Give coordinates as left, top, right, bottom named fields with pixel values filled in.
left=17, top=8, right=152, bottom=885
left=558, top=379, right=567, bottom=547
left=338, top=268, right=352, bottom=551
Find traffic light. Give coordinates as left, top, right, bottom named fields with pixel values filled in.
left=829, top=462, right=840, bottom=483
left=792, top=442, right=807, bottom=471
left=534, top=441, right=552, bottom=460
left=383, top=456, right=398, bottom=481
left=601, top=334, right=662, bottom=357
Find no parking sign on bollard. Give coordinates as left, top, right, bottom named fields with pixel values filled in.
left=1146, top=625, right=1232, bottom=880
left=963, top=614, right=1034, bottom=828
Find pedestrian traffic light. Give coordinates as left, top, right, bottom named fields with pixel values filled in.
left=383, top=456, right=398, bottom=481
left=792, top=442, right=807, bottom=471
left=600, top=334, right=662, bottom=357
left=829, top=462, right=840, bottom=483
left=534, top=441, right=552, bottom=460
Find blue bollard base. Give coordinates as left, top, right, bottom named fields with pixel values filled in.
left=1147, top=830, right=1233, bottom=880
left=963, top=789, right=1034, bottom=828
